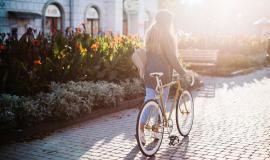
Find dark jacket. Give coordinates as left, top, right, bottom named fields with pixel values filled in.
left=144, top=34, right=186, bottom=89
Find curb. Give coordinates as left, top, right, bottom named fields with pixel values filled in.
left=229, top=66, right=264, bottom=76
left=230, top=68, right=255, bottom=76
left=0, top=97, right=144, bottom=145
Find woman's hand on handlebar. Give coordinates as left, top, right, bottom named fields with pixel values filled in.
left=174, top=70, right=195, bottom=87
left=183, top=70, right=195, bottom=87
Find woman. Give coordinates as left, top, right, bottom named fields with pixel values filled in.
left=140, top=10, right=187, bottom=143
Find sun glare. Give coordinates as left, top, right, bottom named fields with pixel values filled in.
left=174, top=0, right=270, bottom=34
left=181, top=0, right=205, bottom=5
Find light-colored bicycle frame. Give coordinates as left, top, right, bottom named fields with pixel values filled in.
left=150, top=74, right=190, bottom=128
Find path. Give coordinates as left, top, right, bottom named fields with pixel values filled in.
left=1, top=68, right=270, bottom=160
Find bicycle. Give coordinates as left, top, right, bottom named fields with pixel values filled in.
left=135, top=72, right=195, bottom=157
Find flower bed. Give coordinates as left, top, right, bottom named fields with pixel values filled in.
left=0, top=32, right=142, bottom=95
left=178, top=34, right=266, bottom=54
left=0, top=78, right=144, bottom=133
left=1, top=32, right=267, bottom=96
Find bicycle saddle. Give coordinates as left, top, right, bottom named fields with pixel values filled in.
left=150, top=72, right=164, bottom=77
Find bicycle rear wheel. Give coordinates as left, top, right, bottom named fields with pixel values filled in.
left=176, top=90, right=194, bottom=136
left=136, top=100, right=164, bottom=157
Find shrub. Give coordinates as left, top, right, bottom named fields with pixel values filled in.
left=50, top=81, right=124, bottom=109
left=178, top=34, right=266, bottom=55
left=35, top=88, right=92, bottom=121
left=178, top=34, right=267, bottom=75
left=16, top=98, right=43, bottom=127
left=0, top=79, right=145, bottom=133
left=0, top=94, right=21, bottom=132
left=120, top=78, right=144, bottom=99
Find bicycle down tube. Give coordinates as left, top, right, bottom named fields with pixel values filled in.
left=155, top=77, right=183, bottom=127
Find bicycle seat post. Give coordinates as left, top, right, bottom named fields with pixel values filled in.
left=155, top=76, right=163, bottom=95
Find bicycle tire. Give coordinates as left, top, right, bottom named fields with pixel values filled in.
left=176, top=90, right=194, bottom=137
left=136, top=99, right=164, bottom=157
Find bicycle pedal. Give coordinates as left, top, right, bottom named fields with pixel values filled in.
left=168, top=135, right=179, bottom=146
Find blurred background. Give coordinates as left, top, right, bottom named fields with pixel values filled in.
left=1, top=0, right=270, bottom=37
left=160, top=0, right=270, bottom=37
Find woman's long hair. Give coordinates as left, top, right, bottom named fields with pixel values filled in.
left=144, top=10, right=177, bottom=54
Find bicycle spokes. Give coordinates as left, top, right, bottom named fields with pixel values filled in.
left=176, top=91, right=194, bottom=137
left=136, top=100, right=164, bottom=157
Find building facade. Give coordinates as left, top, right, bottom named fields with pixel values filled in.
left=0, top=0, right=158, bottom=38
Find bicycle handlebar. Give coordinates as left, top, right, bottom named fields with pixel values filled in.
left=173, top=71, right=195, bottom=87
left=151, top=70, right=196, bottom=89
left=186, top=71, right=195, bottom=86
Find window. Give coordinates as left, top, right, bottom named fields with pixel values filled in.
left=85, top=7, right=99, bottom=36
left=44, top=4, right=62, bottom=36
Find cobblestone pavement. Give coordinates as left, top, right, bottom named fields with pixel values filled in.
left=1, top=68, right=270, bottom=160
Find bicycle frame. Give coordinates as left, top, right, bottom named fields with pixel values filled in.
left=154, top=76, right=185, bottom=127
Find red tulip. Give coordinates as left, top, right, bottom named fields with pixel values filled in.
left=0, top=44, right=6, bottom=50
left=32, top=40, right=40, bottom=47
left=34, top=60, right=42, bottom=65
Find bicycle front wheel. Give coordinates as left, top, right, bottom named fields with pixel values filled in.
left=136, top=100, right=164, bottom=157
left=176, top=90, right=194, bottom=137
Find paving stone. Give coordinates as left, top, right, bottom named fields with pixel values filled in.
left=1, top=69, right=270, bottom=159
